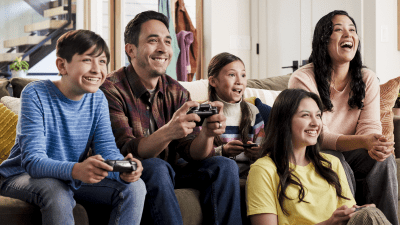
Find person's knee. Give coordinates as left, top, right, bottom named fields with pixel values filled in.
left=124, top=178, right=147, bottom=203
left=348, top=207, right=391, bottom=225
left=210, top=156, right=239, bottom=176
left=37, top=178, right=75, bottom=209
left=141, top=158, right=175, bottom=187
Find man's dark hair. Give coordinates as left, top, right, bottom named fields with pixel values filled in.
left=56, top=30, right=110, bottom=66
left=124, top=10, right=169, bottom=63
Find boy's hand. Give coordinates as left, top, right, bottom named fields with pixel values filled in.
left=120, top=153, right=143, bottom=183
left=72, top=155, right=112, bottom=183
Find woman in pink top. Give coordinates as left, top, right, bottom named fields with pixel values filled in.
left=288, top=10, right=398, bottom=225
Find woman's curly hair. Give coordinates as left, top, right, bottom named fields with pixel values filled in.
left=309, top=10, right=365, bottom=111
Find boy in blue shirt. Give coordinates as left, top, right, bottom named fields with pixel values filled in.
left=0, top=30, right=146, bottom=225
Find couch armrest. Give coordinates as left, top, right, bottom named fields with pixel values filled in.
left=393, top=115, right=400, bottom=158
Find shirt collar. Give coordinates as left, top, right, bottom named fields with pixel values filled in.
left=126, top=64, right=166, bottom=99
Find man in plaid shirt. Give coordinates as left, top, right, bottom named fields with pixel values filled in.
left=100, top=11, right=242, bottom=225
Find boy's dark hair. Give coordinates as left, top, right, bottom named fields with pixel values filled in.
left=56, top=30, right=110, bottom=67
left=124, top=10, right=169, bottom=63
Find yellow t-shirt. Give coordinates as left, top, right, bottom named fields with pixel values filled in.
left=246, top=153, right=356, bottom=225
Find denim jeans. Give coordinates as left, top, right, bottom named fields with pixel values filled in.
left=0, top=173, right=146, bottom=225
left=140, top=156, right=242, bottom=225
left=323, top=149, right=398, bottom=225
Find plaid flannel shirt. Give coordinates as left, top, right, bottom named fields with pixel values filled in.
left=100, top=64, right=195, bottom=165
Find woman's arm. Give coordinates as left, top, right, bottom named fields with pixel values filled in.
left=250, top=213, right=278, bottom=225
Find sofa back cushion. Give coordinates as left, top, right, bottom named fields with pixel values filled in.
left=0, top=79, right=10, bottom=99
left=10, top=77, right=40, bottom=98
left=246, top=74, right=291, bottom=91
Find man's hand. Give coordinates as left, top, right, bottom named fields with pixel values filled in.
left=164, top=101, right=201, bottom=140
left=120, top=153, right=143, bottom=183
left=72, top=155, right=112, bottom=184
left=364, top=134, right=394, bottom=162
left=200, top=101, right=226, bottom=137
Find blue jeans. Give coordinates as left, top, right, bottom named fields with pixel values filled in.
left=0, top=173, right=146, bottom=225
left=141, top=156, right=242, bottom=225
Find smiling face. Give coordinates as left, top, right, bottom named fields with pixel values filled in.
left=209, top=60, right=246, bottom=103
left=57, top=45, right=108, bottom=100
left=291, top=97, right=322, bottom=152
left=327, top=14, right=359, bottom=66
left=128, top=19, right=172, bottom=79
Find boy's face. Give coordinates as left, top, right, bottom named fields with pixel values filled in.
left=57, top=45, right=108, bottom=100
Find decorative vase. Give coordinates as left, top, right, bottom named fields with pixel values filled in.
left=11, top=70, right=27, bottom=78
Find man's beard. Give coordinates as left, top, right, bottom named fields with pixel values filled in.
left=149, top=69, right=165, bottom=78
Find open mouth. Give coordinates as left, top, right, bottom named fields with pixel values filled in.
left=83, top=77, right=101, bottom=83
left=233, top=89, right=242, bottom=94
left=152, top=57, right=167, bottom=63
left=305, top=130, right=318, bottom=136
left=340, top=41, right=353, bottom=49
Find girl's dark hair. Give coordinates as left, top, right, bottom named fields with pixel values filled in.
left=208, top=52, right=252, bottom=147
left=309, top=10, right=365, bottom=111
left=260, top=89, right=350, bottom=215
left=124, top=10, right=169, bottom=62
left=56, top=30, right=110, bottom=66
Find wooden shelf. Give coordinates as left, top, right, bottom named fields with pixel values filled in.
left=4, top=36, right=51, bottom=48
left=25, top=20, right=73, bottom=33
left=44, top=5, right=76, bottom=18
left=0, top=53, right=29, bottom=63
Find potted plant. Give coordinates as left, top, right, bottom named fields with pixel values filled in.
left=9, top=56, right=29, bottom=78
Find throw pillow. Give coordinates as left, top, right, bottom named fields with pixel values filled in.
left=10, top=77, right=40, bottom=98
left=243, top=87, right=281, bottom=106
left=0, top=79, right=10, bottom=98
left=0, top=96, right=20, bottom=115
left=379, top=76, right=400, bottom=154
left=255, top=97, right=272, bottom=126
left=0, top=103, right=18, bottom=164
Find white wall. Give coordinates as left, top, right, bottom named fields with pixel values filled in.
left=374, top=0, right=400, bottom=84
left=203, top=0, right=251, bottom=78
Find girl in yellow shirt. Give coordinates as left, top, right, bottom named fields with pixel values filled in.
left=246, top=89, right=389, bottom=225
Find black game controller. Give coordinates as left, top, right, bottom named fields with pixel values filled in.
left=187, top=104, right=218, bottom=126
left=104, top=160, right=137, bottom=173
left=242, top=143, right=259, bottom=148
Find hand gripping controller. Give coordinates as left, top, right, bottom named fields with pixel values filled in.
left=104, top=160, right=137, bottom=173
left=187, top=104, right=218, bottom=126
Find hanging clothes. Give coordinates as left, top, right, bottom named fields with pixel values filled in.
left=176, top=30, right=194, bottom=81
left=175, top=0, right=198, bottom=79
left=159, top=0, right=180, bottom=80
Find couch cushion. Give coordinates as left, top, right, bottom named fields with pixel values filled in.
left=246, top=74, right=292, bottom=91
left=0, top=103, right=18, bottom=164
left=1, top=96, right=20, bottom=115
left=0, top=196, right=89, bottom=225
left=255, top=98, right=272, bottom=125
left=243, top=87, right=281, bottom=106
left=179, top=79, right=209, bottom=101
left=10, top=77, right=40, bottom=98
left=0, top=78, right=10, bottom=98
left=380, top=76, right=400, bottom=155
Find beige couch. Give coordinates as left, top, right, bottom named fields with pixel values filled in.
left=0, top=75, right=399, bottom=224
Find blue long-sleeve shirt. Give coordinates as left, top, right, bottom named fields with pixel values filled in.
left=0, top=80, right=125, bottom=189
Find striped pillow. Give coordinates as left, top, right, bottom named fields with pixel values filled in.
left=0, top=103, right=18, bottom=164
left=380, top=76, right=400, bottom=154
